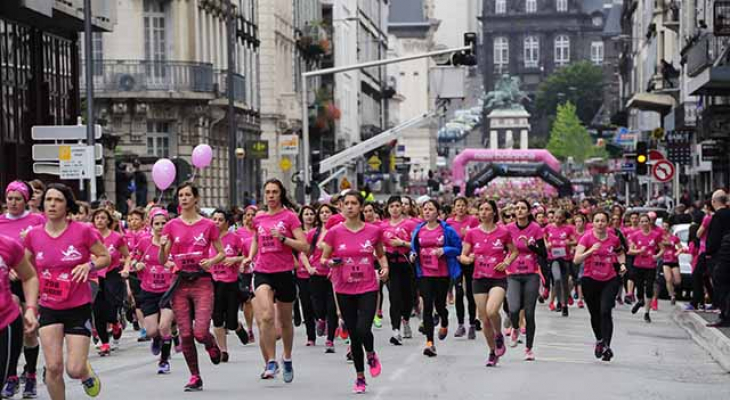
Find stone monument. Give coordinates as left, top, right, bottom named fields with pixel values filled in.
left=483, top=75, right=531, bottom=149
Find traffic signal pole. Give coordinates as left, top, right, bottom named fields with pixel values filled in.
left=83, top=0, right=97, bottom=202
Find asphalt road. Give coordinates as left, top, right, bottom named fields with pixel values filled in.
left=19, top=298, right=730, bottom=399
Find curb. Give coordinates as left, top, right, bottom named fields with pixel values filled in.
left=672, top=304, right=730, bottom=372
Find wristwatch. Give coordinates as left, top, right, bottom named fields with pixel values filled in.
left=279, top=236, right=286, bottom=243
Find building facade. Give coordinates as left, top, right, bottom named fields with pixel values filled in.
left=84, top=0, right=260, bottom=209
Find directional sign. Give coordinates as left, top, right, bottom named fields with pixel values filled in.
left=652, top=159, right=675, bottom=183
left=33, top=143, right=103, bottom=161
left=279, top=157, right=292, bottom=171
left=31, top=125, right=102, bottom=140
left=59, top=146, right=94, bottom=180
left=621, top=161, right=636, bottom=172
left=367, top=155, right=382, bottom=171
left=33, top=162, right=103, bottom=177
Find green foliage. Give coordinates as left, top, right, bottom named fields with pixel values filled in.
left=535, top=61, right=604, bottom=126
left=547, top=102, right=605, bottom=163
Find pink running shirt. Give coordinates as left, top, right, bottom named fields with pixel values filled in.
left=380, top=218, right=416, bottom=256
left=630, top=230, right=662, bottom=269
left=505, top=222, right=544, bottom=275
left=416, top=224, right=449, bottom=278
left=446, top=215, right=479, bottom=239
left=323, top=223, right=382, bottom=295
left=463, top=226, right=512, bottom=279
left=545, top=224, right=575, bottom=261
left=252, top=209, right=302, bottom=274
left=0, top=234, right=24, bottom=330
left=210, top=232, right=246, bottom=283
left=579, top=231, right=621, bottom=281
left=136, top=237, right=174, bottom=293
left=162, top=218, right=218, bottom=273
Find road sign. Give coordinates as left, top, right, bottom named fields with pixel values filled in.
left=279, top=134, right=299, bottom=156
left=652, top=159, right=675, bottom=183
left=280, top=157, right=292, bottom=171
left=31, top=125, right=102, bottom=141
left=33, top=162, right=103, bottom=177
left=245, top=140, right=269, bottom=159
left=367, top=155, right=382, bottom=171
left=649, top=149, right=665, bottom=161
left=58, top=146, right=95, bottom=180
left=33, top=143, right=103, bottom=161
left=621, top=161, right=636, bottom=172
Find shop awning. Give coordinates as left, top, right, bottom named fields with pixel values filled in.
left=626, top=93, right=676, bottom=114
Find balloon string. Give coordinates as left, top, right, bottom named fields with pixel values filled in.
left=190, top=169, right=197, bottom=181
left=157, top=191, right=164, bottom=205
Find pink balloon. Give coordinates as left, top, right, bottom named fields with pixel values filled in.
left=192, top=144, right=213, bottom=169
left=152, top=158, right=176, bottom=190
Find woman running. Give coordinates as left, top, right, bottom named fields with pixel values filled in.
left=1, top=234, right=39, bottom=391
left=0, top=181, right=45, bottom=398
left=460, top=199, right=517, bottom=366
left=210, top=209, right=250, bottom=363
left=446, top=197, right=479, bottom=339
left=124, top=207, right=150, bottom=340
left=158, top=182, right=225, bottom=391
left=410, top=199, right=462, bottom=357
left=132, top=208, right=175, bottom=374
left=320, top=191, right=387, bottom=394
left=505, top=199, right=546, bottom=361
left=545, top=209, right=576, bottom=317
left=660, top=221, right=683, bottom=305
left=573, top=211, right=626, bottom=361
left=236, top=206, right=257, bottom=342
left=627, top=214, right=663, bottom=323
left=242, top=179, right=308, bottom=382
left=294, top=206, right=317, bottom=346
left=380, top=196, right=417, bottom=345
left=363, top=203, right=385, bottom=329
left=572, top=213, right=589, bottom=308
left=24, top=183, right=110, bottom=399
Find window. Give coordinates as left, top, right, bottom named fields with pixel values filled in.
left=92, top=33, right=103, bottom=76
left=554, top=35, right=570, bottom=66
left=591, top=41, right=604, bottom=65
left=524, top=36, right=539, bottom=68
left=147, top=121, right=170, bottom=158
left=556, top=0, right=568, bottom=12
left=526, top=0, right=537, bottom=13
left=496, top=0, right=506, bottom=14
left=143, top=0, right=167, bottom=79
left=493, top=36, right=509, bottom=70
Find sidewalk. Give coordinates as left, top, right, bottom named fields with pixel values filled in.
left=672, top=303, right=730, bottom=372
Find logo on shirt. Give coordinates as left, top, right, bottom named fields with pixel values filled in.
left=224, top=244, right=234, bottom=255
left=360, top=240, right=374, bottom=253
left=107, top=244, right=116, bottom=254
left=41, top=269, right=52, bottom=279
left=338, top=243, right=347, bottom=251
left=36, top=252, right=44, bottom=261
left=437, top=235, right=444, bottom=245
left=193, top=233, right=207, bottom=247
left=492, top=239, right=503, bottom=248
left=61, top=245, right=82, bottom=262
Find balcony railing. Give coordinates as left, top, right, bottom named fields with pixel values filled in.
left=81, top=60, right=214, bottom=93
left=685, top=34, right=730, bottom=77
left=214, top=70, right=246, bottom=104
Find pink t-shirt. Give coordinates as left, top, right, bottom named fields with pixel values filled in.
left=252, top=210, right=301, bottom=274
left=324, top=223, right=381, bottom=295
left=210, top=232, right=246, bottom=283
left=630, top=230, right=662, bottom=269
left=136, top=237, right=174, bottom=293
left=545, top=224, right=576, bottom=261
left=124, top=229, right=147, bottom=259
left=446, top=215, right=479, bottom=239
left=97, top=231, right=125, bottom=278
left=0, top=234, right=24, bottom=330
left=162, top=218, right=218, bottom=273
left=236, top=227, right=256, bottom=274
left=24, top=221, right=99, bottom=310
left=579, top=231, right=621, bottom=281
left=416, top=225, right=449, bottom=278
left=325, top=213, right=345, bottom=230
left=700, top=214, right=712, bottom=253
left=0, top=212, right=46, bottom=243
left=463, top=226, right=511, bottom=279
left=306, top=228, right=329, bottom=276
left=662, top=235, right=681, bottom=263
left=505, top=222, right=544, bottom=275
left=380, top=218, right=416, bottom=256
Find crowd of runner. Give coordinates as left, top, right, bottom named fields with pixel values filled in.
left=0, top=178, right=720, bottom=397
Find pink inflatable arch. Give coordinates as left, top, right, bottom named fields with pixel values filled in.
left=452, top=149, right=562, bottom=192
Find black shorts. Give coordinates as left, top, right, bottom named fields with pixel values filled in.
left=213, top=281, right=241, bottom=330
left=472, top=278, right=508, bottom=294
left=662, top=262, right=680, bottom=269
left=39, top=304, right=93, bottom=337
left=253, top=271, right=296, bottom=303
left=138, top=289, right=170, bottom=317
left=129, top=272, right=143, bottom=304
left=10, top=280, right=24, bottom=303
left=238, top=273, right=254, bottom=302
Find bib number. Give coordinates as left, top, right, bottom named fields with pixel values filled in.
left=420, top=249, right=439, bottom=270
left=260, top=234, right=283, bottom=254
left=41, top=276, right=71, bottom=304
left=551, top=247, right=567, bottom=258
left=174, top=252, right=203, bottom=272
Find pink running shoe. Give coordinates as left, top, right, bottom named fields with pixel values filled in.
left=486, top=352, right=498, bottom=367
left=520, top=327, right=526, bottom=335
left=510, top=329, right=519, bottom=348
left=494, top=334, right=507, bottom=357
left=353, top=377, right=367, bottom=394
left=524, top=348, right=535, bottom=361
left=367, top=352, right=381, bottom=378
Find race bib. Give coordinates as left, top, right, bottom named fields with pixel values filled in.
left=420, top=249, right=439, bottom=270
left=343, top=257, right=369, bottom=283
left=551, top=247, right=567, bottom=258
left=174, top=252, right=204, bottom=272
left=150, top=270, right=170, bottom=290
left=41, top=275, right=71, bottom=304
left=514, top=255, right=530, bottom=272
left=259, top=234, right=283, bottom=254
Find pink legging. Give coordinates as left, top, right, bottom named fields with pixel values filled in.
left=171, top=277, right=216, bottom=376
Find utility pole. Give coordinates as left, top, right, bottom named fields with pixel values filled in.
left=227, top=0, right=237, bottom=207
left=83, top=0, right=96, bottom=201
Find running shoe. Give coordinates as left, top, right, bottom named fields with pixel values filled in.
left=367, top=352, right=382, bottom=378
left=81, top=363, right=101, bottom=397
left=510, top=329, right=519, bottom=348
left=433, top=314, right=440, bottom=326
left=486, top=352, right=498, bottom=367
left=325, top=340, right=336, bottom=353
left=683, top=304, right=696, bottom=311
left=562, top=307, right=569, bottom=317
left=644, top=312, right=652, bottom=323
left=423, top=342, right=437, bottom=357
left=631, top=301, right=645, bottom=314
left=306, top=339, right=315, bottom=346
left=248, top=329, right=255, bottom=343
left=339, top=323, right=349, bottom=340
left=261, top=361, right=279, bottom=379
left=206, top=344, right=222, bottom=365
left=504, top=327, right=513, bottom=337
left=594, top=340, right=605, bottom=359
left=624, top=294, right=634, bottom=305
left=137, top=328, right=150, bottom=342
left=524, top=348, right=535, bottom=361
left=346, top=348, right=354, bottom=363
left=282, top=360, right=294, bottom=383
left=438, top=327, right=448, bottom=341
left=293, top=308, right=302, bottom=327
left=151, top=336, right=162, bottom=356
left=2, top=376, right=19, bottom=398
left=234, top=325, right=250, bottom=345
left=111, top=338, right=120, bottom=350
left=98, top=343, right=111, bottom=357
left=389, top=334, right=403, bottom=346
left=353, top=377, right=367, bottom=394
left=549, top=302, right=556, bottom=312
left=22, top=375, right=37, bottom=398
left=316, top=319, right=325, bottom=337
left=183, top=375, right=203, bottom=392
left=578, top=300, right=585, bottom=309
left=556, top=303, right=563, bottom=312
left=111, top=322, right=123, bottom=340
left=567, top=297, right=574, bottom=306
left=475, top=319, right=482, bottom=331
left=157, top=362, right=171, bottom=375
left=651, top=298, right=658, bottom=311
left=520, top=327, right=526, bottom=335
left=541, top=288, right=550, bottom=301
left=468, top=325, right=476, bottom=340
left=601, top=347, right=614, bottom=362
left=373, top=315, right=383, bottom=329
left=670, top=297, right=677, bottom=306
left=454, top=325, right=466, bottom=338
left=418, top=322, right=425, bottom=335
left=494, top=334, right=506, bottom=357
left=402, top=320, right=412, bottom=339
left=616, top=296, right=624, bottom=305
left=221, top=352, right=229, bottom=363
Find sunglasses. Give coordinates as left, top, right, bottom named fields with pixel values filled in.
left=503, top=214, right=514, bottom=219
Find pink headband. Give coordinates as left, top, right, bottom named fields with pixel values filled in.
left=5, top=181, right=30, bottom=202
left=244, top=205, right=258, bottom=213
left=149, top=208, right=169, bottom=220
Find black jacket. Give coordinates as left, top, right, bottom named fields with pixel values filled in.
left=706, top=207, right=730, bottom=258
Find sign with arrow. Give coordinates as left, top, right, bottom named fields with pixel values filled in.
left=652, top=159, right=675, bottom=183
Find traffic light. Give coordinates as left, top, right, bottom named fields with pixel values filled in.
left=636, top=141, right=648, bottom=175
left=453, top=32, right=478, bottom=66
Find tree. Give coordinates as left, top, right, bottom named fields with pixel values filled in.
left=547, top=102, right=606, bottom=163
left=535, top=61, right=604, bottom=126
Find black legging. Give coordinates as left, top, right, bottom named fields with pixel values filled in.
left=582, top=277, right=620, bottom=346
left=507, top=274, right=540, bottom=349
left=1, top=316, right=23, bottom=387
left=386, top=260, right=413, bottom=331
left=551, top=259, right=571, bottom=307
left=454, top=263, right=476, bottom=326
left=93, top=269, right=125, bottom=344
left=309, top=275, right=338, bottom=342
left=295, top=277, right=316, bottom=341
left=691, top=253, right=714, bottom=308
left=632, top=267, right=655, bottom=303
left=337, top=291, right=377, bottom=374
left=419, top=277, right=450, bottom=342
